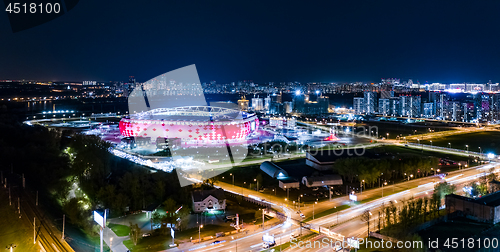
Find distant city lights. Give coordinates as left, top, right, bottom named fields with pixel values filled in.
left=42, top=110, right=74, bottom=114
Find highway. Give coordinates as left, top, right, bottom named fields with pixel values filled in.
left=309, top=162, right=499, bottom=236
left=186, top=224, right=305, bottom=252
left=203, top=160, right=498, bottom=251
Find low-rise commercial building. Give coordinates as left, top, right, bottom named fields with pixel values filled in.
left=445, top=192, right=500, bottom=224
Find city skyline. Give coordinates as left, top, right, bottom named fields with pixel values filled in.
left=3, top=1, right=500, bottom=251
left=2, top=0, right=500, bottom=83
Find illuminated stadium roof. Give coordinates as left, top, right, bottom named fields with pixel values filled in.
left=129, top=106, right=254, bottom=122
left=119, top=106, right=259, bottom=144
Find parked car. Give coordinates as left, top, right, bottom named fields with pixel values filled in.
left=142, top=233, right=151, bottom=237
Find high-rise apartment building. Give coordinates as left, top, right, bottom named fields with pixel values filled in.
left=399, top=95, right=421, bottom=118
left=378, top=98, right=390, bottom=116
left=251, top=97, right=264, bottom=111
left=423, top=103, right=434, bottom=117
left=353, top=97, right=365, bottom=114
left=364, top=91, right=377, bottom=114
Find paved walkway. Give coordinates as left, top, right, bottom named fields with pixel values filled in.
left=103, top=226, right=130, bottom=252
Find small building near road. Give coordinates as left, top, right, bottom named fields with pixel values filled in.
left=301, top=174, right=343, bottom=187
left=445, top=192, right=500, bottom=224
left=260, top=161, right=289, bottom=178
left=191, top=188, right=226, bottom=213
left=278, top=177, right=300, bottom=189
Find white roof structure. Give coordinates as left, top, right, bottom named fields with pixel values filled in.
left=301, top=175, right=343, bottom=187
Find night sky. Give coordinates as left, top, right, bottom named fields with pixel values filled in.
left=1, top=0, right=500, bottom=83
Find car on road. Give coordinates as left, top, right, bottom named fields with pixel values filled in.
left=211, top=240, right=225, bottom=245
left=291, top=233, right=300, bottom=239
left=142, top=233, right=151, bottom=237
left=299, top=213, right=305, bottom=218
left=263, top=242, right=276, bottom=248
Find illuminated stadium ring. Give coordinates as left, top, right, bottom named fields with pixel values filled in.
left=119, top=106, right=259, bottom=145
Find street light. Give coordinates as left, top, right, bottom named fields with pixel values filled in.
left=448, top=143, right=451, bottom=148
left=386, top=133, right=389, bottom=139
left=382, top=182, right=387, bottom=197
left=335, top=206, right=338, bottom=224
left=466, top=145, right=469, bottom=153
left=313, top=201, right=317, bottom=219
left=361, top=180, right=364, bottom=194
left=430, top=140, right=433, bottom=147
left=262, top=208, right=265, bottom=229
left=298, top=194, right=303, bottom=210
left=198, top=225, right=203, bottom=243
left=230, top=173, right=234, bottom=185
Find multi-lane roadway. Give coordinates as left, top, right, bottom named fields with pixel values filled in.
left=196, top=160, right=497, bottom=252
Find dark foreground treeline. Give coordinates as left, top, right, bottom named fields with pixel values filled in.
left=0, top=114, right=194, bottom=234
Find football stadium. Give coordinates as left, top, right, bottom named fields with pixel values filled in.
left=119, top=106, right=259, bottom=147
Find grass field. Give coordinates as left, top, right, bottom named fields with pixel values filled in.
left=108, top=223, right=130, bottom=237
left=304, top=204, right=350, bottom=222
left=355, top=121, right=453, bottom=140
left=375, top=145, right=474, bottom=161
left=123, top=235, right=172, bottom=252
left=414, top=131, right=500, bottom=155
